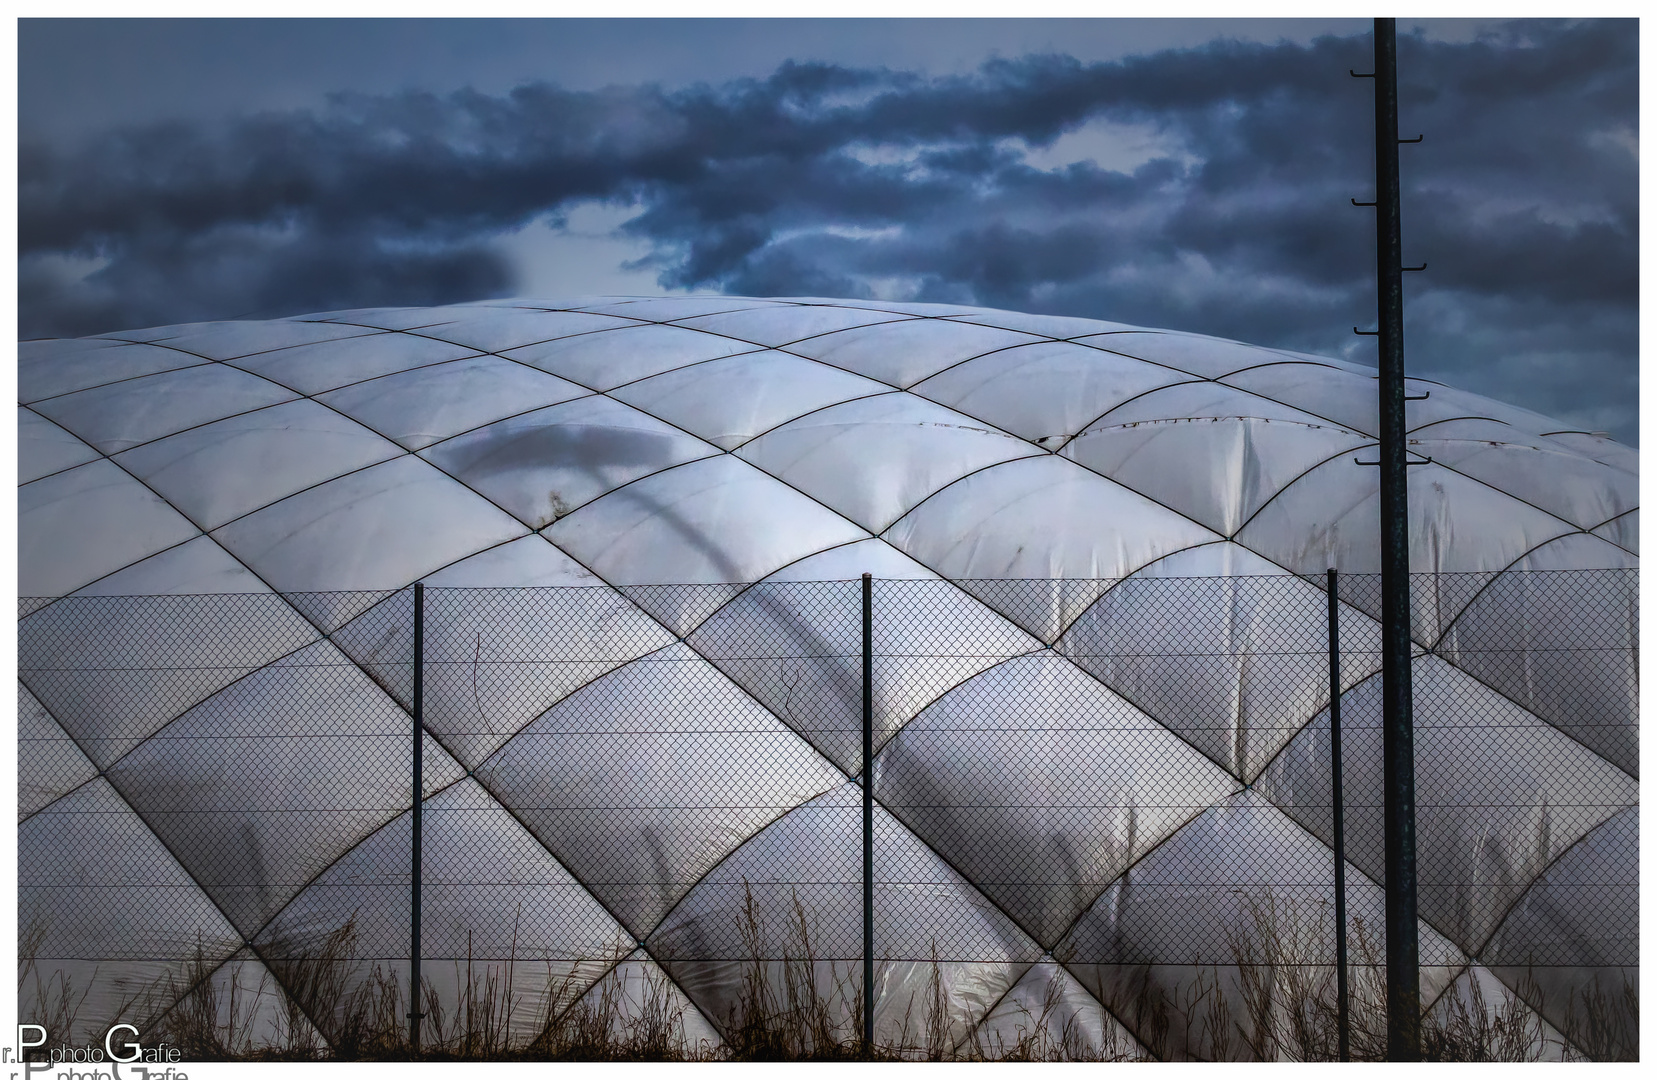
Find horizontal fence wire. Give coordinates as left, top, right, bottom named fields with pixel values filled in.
left=16, top=569, right=1638, bottom=1058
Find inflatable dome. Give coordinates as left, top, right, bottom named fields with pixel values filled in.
left=18, top=296, right=1638, bottom=1059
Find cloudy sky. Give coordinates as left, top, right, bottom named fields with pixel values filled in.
left=17, top=17, right=1639, bottom=442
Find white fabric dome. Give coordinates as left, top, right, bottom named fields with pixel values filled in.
left=17, top=296, right=1637, bottom=1059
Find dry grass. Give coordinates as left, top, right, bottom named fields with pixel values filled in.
left=18, top=893, right=1637, bottom=1062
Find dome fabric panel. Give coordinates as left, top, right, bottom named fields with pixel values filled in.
left=19, top=339, right=210, bottom=403
left=546, top=454, right=869, bottom=589
left=878, top=653, right=1241, bottom=946
left=475, top=642, right=845, bottom=938
left=20, top=590, right=318, bottom=767
left=225, top=331, right=480, bottom=394
left=1059, top=570, right=1384, bottom=781
left=1591, top=508, right=1638, bottom=554
left=15, top=296, right=1637, bottom=1059
left=1255, top=657, right=1637, bottom=957
left=16, top=684, right=96, bottom=820
left=650, top=783, right=1041, bottom=1049
left=212, top=456, right=529, bottom=592
left=1064, top=384, right=1373, bottom=537
left=610, top=350, right=890, bottom=451
left=421, top=394, right=717, bottom=528
left=19, top=459, right=203, bottom=597
left=69, top=534, right=277, bottom=596
left=911, top=340, right=1191, bottom=443
left=317, top=354, right=589, bottom=451
left=786, top=317, right=1045, bottom=387
left=737, top=392, right=1040, bottom=533
left=1073, top=331, right=1295, bottom=380
left=403, top=309, right=640, bottom=353
left=502, top=322, right=762, bottom=389
left=673, top=303, right=914, bottom=346
left=885, top=455, right=1221, bottom=636
left=17, top=407, right=101, bottom=483
left=19, top=778, right=246, bottom=1041
left=31, top=362, right=300, bottom=455
left=115, top=398, right=405, bottom=530
left=105, top=637, right=464, bottom=936
left=130, top=319, right=379, bottom=361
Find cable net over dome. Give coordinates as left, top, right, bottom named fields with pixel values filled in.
left=17, top=297, right=1637, bottom=1059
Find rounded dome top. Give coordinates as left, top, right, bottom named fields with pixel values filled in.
left=19, top=295, right=1637, bottom=600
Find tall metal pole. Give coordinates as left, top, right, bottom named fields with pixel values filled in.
left=1369, top=19, right=1422, bottom=1059
left=861, top=573, right=875, bottom=1053
left=1327, top=568, right=1351, bottom=1061
left=409, top=582, right=425, bottom=1053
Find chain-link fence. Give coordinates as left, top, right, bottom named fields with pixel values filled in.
left=17, top=569, right=1637, bottom=1060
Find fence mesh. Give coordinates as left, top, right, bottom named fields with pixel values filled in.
left=17, top=569, right=1638, bottom=1058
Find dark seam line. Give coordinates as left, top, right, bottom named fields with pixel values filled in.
left=1429, top=529, right=1624, bottom=648
left=1405, top=415, right=1515, bottom=435
left=22, top=357, right=223, bottom=406
left=329, top=312, right=662, bottom=355
left=726, top=389, right=901, bottom=453
left=1058, top=338, right=1225, bottom=384
left=1417, top=584, right=1641, bottom=781
left=162, top=329, right=391, bottom=366
left=1197, top=377, right=1597, bottom=539
left=16, top=758, right=102, bottom=829
left=358, top=389, right=605, bottom=455
left=1051, top=539, right=1240, bottom=642
left=576, top=344, right=775, bottom=396
left=1052, top=378, right=1210, bottom=454
left=67, top=772, right=261, bottom=1010
left=1068, top=395, right=1370, bottom=455
left=1467, top=806, right=1637, bottom=972
left=872, top=643, right=1052, bottom=757
left=656, top=776, right=1048, bottom=997
left=187, top=449, right=412, bottom=536
left=85, top=631, right=369, bottom=782
left=1044, top=792, right=1337, bottom=1007
left=446, top=640, right=692, bottom=775
left=951, top=957, right=1057, bottom=1056
left=31, top=533, right=237, bottom=613
left=874, top=454, right=1056, bottom=540
left=715, top=533, right=878, bottom=584
left=904, top=444, right=1229, bottom=562
left=1030, top=632, right=1266, bottom=785
left=906, top=338, right=1134, bottom=397
left=16, top=404, right=106, bottom=486
left=683, top=312, right=932, bottom=350
left=225, top=346, right=491, bottom=396
left=95, top=328, right=387, bottom=369
left=19, top=441, right=346, bottom=637
left=1224, top=442, right=1381, bottom=538
left=235, top=765, right=576, bottom=949
left=93, top=393, right=315, bottom=461
left=737, top=394, right=1040, bottom=498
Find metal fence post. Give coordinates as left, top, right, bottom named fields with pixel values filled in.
left=409, top=582, right=425, bottom=1053
left=1328, top=568, right=1350, bottom=1061
left=861, top=572, right=875, bottom=1054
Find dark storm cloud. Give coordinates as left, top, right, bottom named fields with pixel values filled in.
left=18, top=20, right=1637, bottom=440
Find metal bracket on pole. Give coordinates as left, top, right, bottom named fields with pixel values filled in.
left=861, top=572, right=875, bottom=1055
